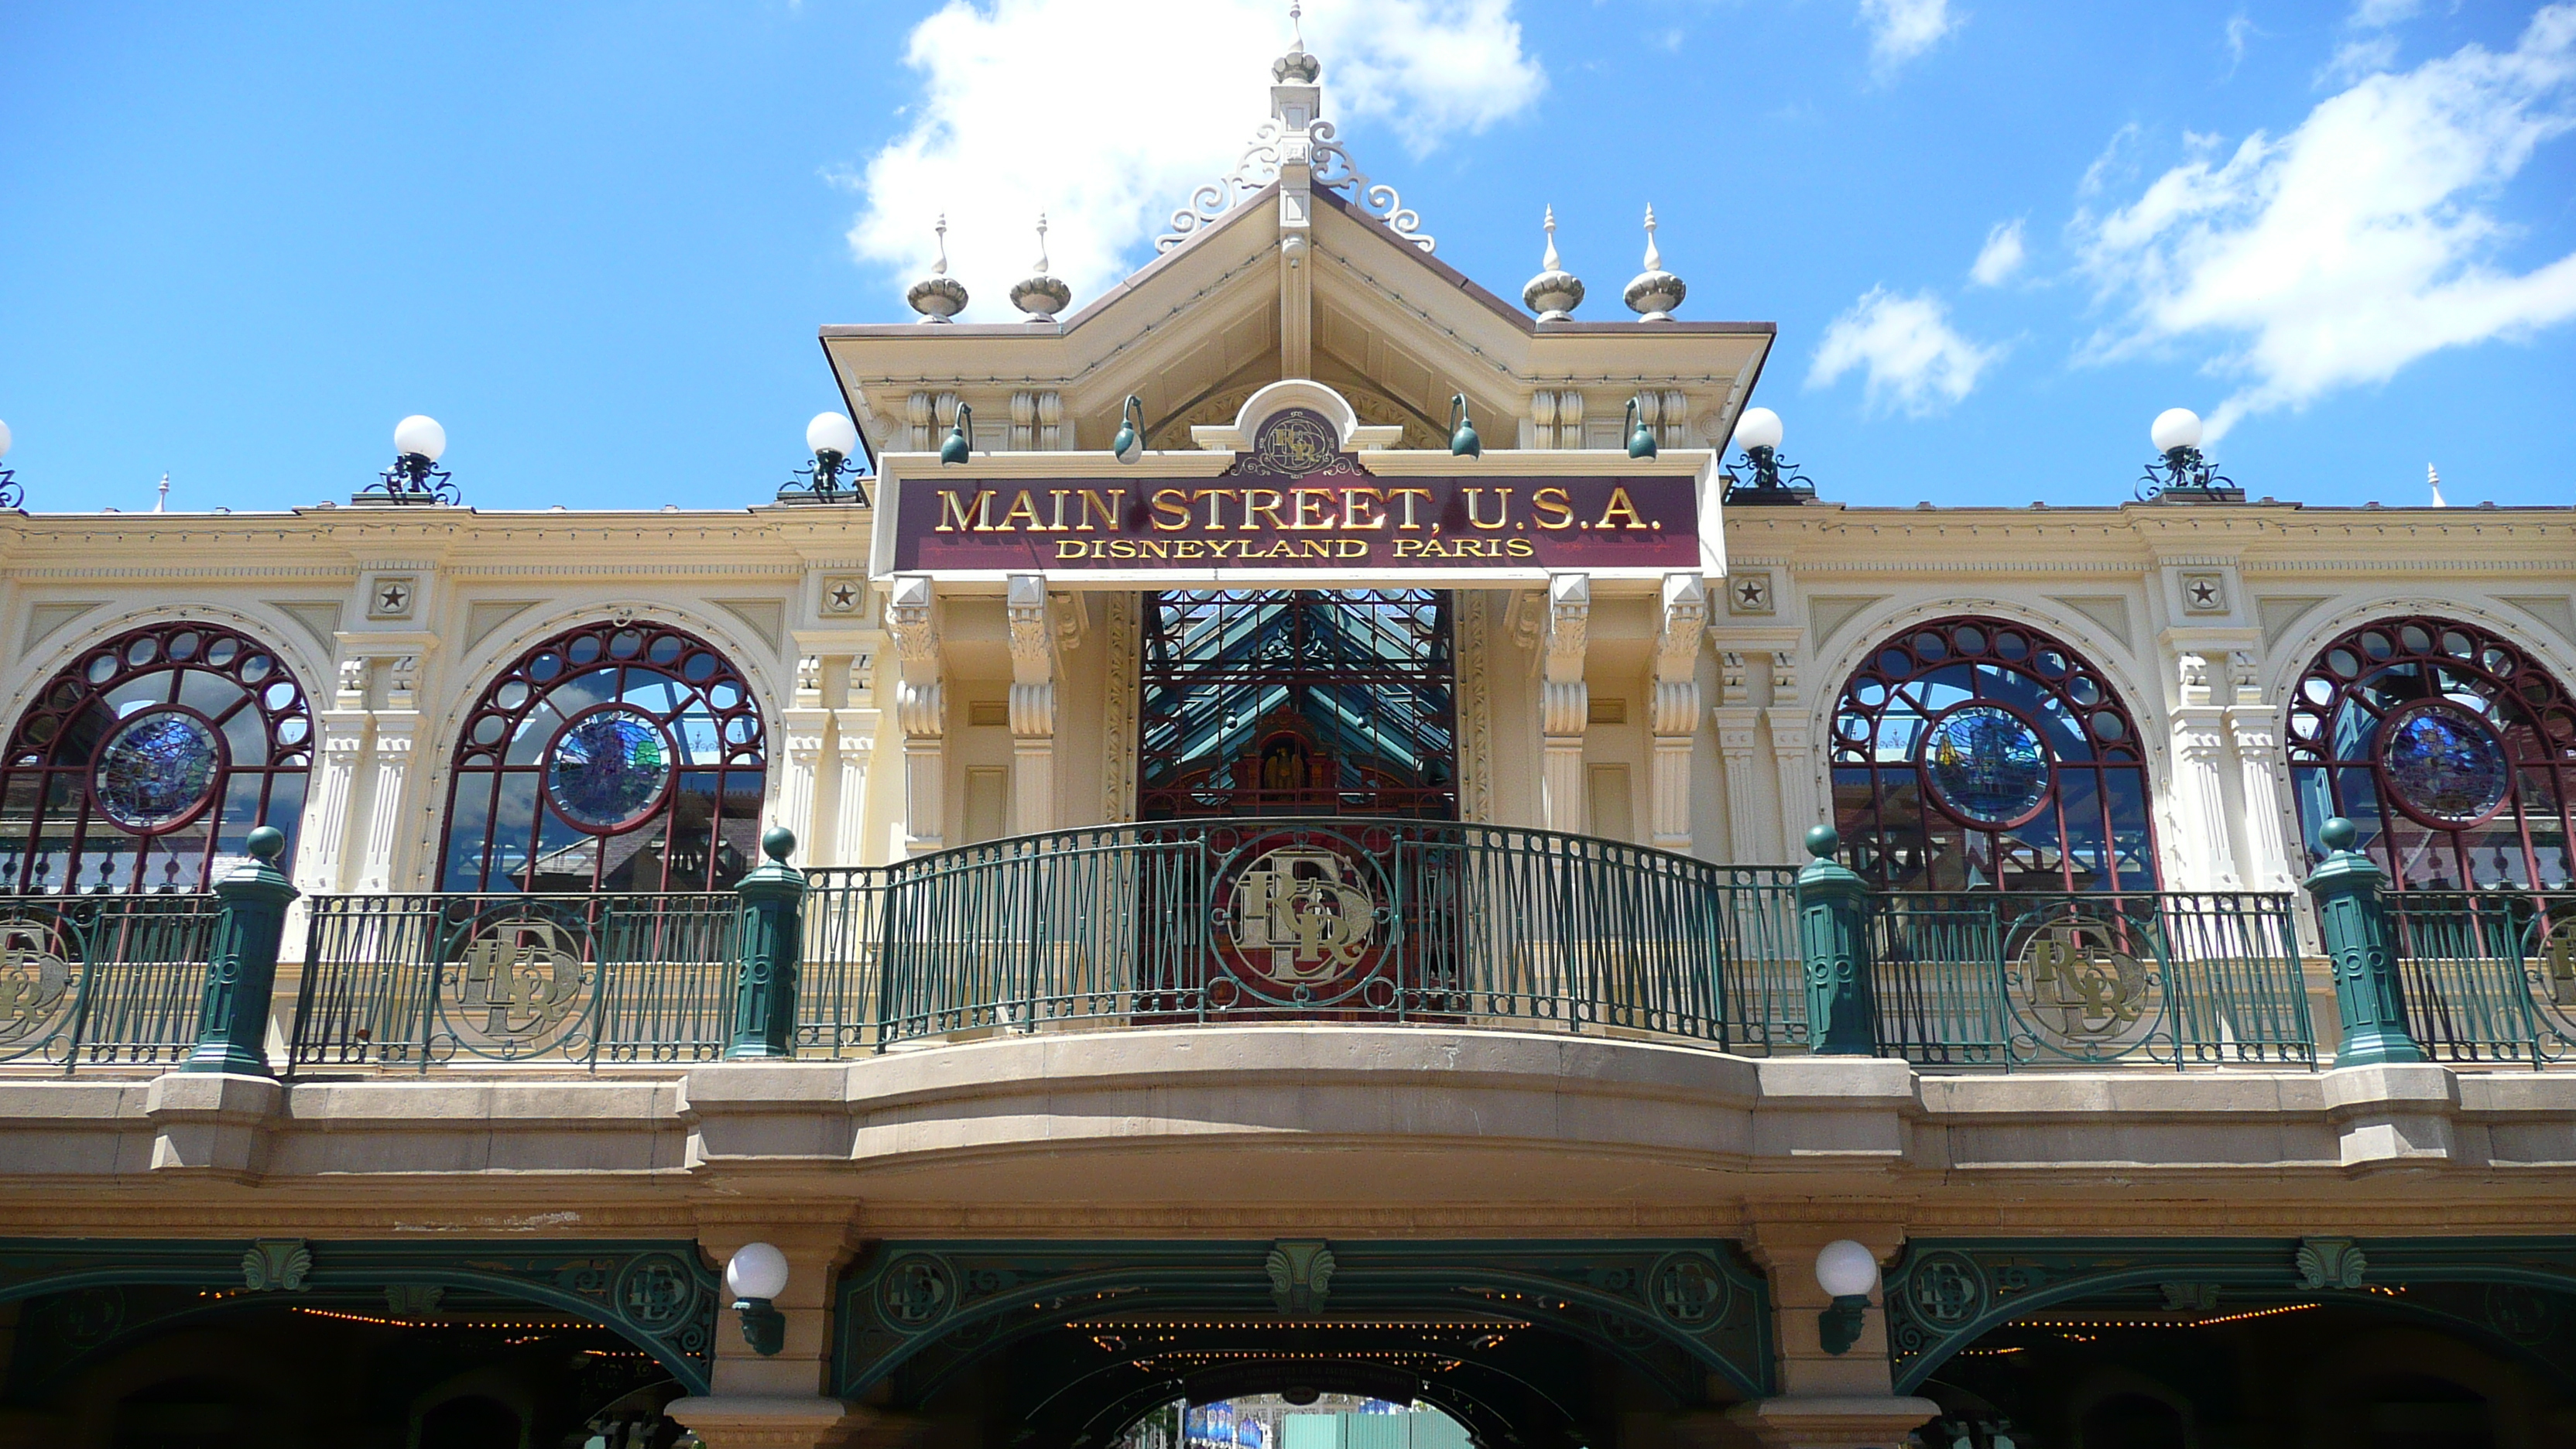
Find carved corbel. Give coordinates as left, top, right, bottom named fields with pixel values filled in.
left=1649, top=574, right=1708, bottom=850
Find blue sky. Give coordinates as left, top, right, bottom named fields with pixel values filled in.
left=2, top=0, right=2571, bottom=514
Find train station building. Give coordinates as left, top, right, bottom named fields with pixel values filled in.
left=2, top=32, right=2574, bottom=1449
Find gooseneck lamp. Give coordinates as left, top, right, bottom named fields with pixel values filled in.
left=940, top=403, right=974, bottom=465
left=1112, top=396, right=1146, bottom=464
left=1624, top=397, right=1658, bottom=460
left=1814, top=1238, right=1879, bottom=1355
left=726, top=1242, right=790, bottom=1356
left=1448, top=394, right=1482, bottom=458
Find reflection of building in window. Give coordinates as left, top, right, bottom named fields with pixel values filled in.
left=1830, top=617, right=2156, bottom=892
left=2286, top=615, right=2576, bottom=890
left=440, top=622, right=766, bottom=893
left=1139, top=590, right=1456, bottom=820
left=0, top=622, right=312, bottom=894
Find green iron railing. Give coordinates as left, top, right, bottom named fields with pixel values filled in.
left=290, top=892, right=742, bottom=1069
left=2388, top=889, right=2576, bottom=1066
left=801, top=865, right=887, bottom=1054
left=1868, top=890, right=2315, bottom=1069
left=868, top=818, right=1802, bottom=1053
left=0, top=892, right=224, bottom=1070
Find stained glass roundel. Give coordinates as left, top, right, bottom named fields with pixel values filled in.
left=92, top=711, right=223, bottom=831
left=1923, top=703, right=2052, bottom=827
left=545, top=707, right=673, bottom=831
left=2382, top=701, right=2512, bottom=825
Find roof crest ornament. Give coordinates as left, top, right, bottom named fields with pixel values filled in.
left=906, top=214, right=969, bottom=323
left=1156, top=8, right=1433, bottom=255
left=1009, top=212, right=1074, bottom=322
left=1623, top=204, right=1685, bottom=321
left=1523, top=205, right=1584, bottom=321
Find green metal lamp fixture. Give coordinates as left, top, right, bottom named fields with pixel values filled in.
left=940, top=403, right=974, bottom=465
left=1624, top=397, right=1658, bottom=460
left=726, top=1242, right=790, bottom=1356
left=1448, top=394, right=1482, bottom=457
left=1112, top=396, right=1146, bottom=464
left=1815, top=1238, right=1878, bottom=1355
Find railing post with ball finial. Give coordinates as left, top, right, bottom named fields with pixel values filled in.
left=728, top=827, right=810, bottom=1060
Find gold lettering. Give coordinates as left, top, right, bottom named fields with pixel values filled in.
left=998, top=490, right=1043, bottom=531
left=1300, top=539, right=1331, bottom=558
left=1194, top=488, right=1240, bottom=529
left=937, top=489, right=989, bottom=533
left=1507, top=536, right=1536, bottom=557
left=1387, top=488, right=1433, bottom=530
left=1142, top=539, right=1169, bottom=560
left=1175, top=539, right=1204, bottom=560
left=1149, top=488, right=1193, bottom=531
left=1337, top=538, right=1368, bottom=558
left=1244, top=489, right=1288, bottom=532
left=1047, top=490, right=1070, bottom=532
left=1054, top=539, right=1094, bottom=560
left=1598, top=485, right=1649, bottom=531
left=1341, top=488, right=1385, bottom=530
left=1291, top=489, right=1334, bottom=530
left=1109, top=539, right=1139, bottom=559
left=1463, top=487, right=1514, bottom=530
left=1532, top=486, right=1576, bottom=530
left=1078, top=488, right=1125, bottom=532
left=978, top=491, right=998, bottom=530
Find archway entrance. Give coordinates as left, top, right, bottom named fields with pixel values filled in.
left=834, top=1239, right=1772, bottom=1449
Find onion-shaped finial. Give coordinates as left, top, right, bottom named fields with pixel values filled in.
left=1624, top=204, right=1685, bottom=321
left=1523, top=206, right=1584, bottom=321
left=1009, top=213, right=1073, bottom=322
left=906, top=214, right=969, bottom=323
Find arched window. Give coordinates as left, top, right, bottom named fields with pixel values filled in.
left=440, top=621, right=766, bottom=893
left=2287, top=615, right=2576, bottom=890
left=0, top=622, right=312, bottom=894
left=1830, top=616, right=2157, bottom=892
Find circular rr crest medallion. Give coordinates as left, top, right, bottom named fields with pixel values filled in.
left=1213, top=833, right=1391, bottom=1005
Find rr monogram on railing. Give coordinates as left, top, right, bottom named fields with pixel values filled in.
left=2016, top=916, right=2152, bottom=1040
left=450, top=920, right=588, bottom=1037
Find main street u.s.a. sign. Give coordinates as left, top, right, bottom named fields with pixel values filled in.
left=868, top=394, right=1725, bottom=586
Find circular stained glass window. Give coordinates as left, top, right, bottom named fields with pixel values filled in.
left=2382, top=702, right=2510, bottom=825
left=546, top=707, right=673, bottom=832
left=1923, top=704, right=2053, bottom=827
left=93, top=711, right=222, bottom=831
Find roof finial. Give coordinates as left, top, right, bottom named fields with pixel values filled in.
left=2428, top=463, right=2447, bottom=508
left=1624, top=204, right=1686, bottom=321
left=1274, top=1, right=1321, bottom=81
left=906, top=214, right=969, bottom=323
left=1523, top=206, right=1584, bottom=322
left=155, top=472, right=169, bottom=513
left=1009, top=211, right=1074, bottom=323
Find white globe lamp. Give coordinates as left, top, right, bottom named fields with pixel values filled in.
left=726, top=1241, right=791, bottom=1356
left=393, top=415, right=447, bottom=462
left=1814, top=1238, right=1878, bottom=1356
left=806, top=412, right=861, bottom=463
left=2150, top=408, right=2202, bottom=456
left=1732, top=407, right=1784, bottom=454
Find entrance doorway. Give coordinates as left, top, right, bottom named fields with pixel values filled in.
left=1139, top=590, right=1457, bottom=820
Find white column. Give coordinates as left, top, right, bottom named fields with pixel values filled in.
left=355, top=717, right=418, bottom=892
left=1540, top=574, right=1590, bottom=833
left=1649, top=573, right=1707, bottom=851
left=1714, top=707, right=1763, bottom=865
left=887, top=576, right=945, bottom=855
left=776, top=710, right=831, bottom=857
left=1006, top=574, right=1056, bottom=836
left=2230, top=713, right=2295, bottom=892
left=832, top=707, right=880, bottom=866
left=2174, top=711, right=2243, bottom=891
left=1767, top=710, right=1819, bottom=859
left=298, top=712, right=370, bottom=896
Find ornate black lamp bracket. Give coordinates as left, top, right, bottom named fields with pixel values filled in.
left=0, top=467, right=19, bottom=511
left=2137, top=446, right=2242, bottom=502
left=1721, top=445, right=1815, bottom=505
left=360, top=452, right=460, bottom=505
left=778, top=450, right=872, bottom=506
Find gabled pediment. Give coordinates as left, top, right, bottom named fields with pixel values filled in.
left=822, top=64, right=1773, bottom=467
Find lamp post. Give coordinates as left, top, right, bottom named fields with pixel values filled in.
left=725, top=1242, right=790, bottom=1355
left=1814, top=1239, right=1879, bottom=1355
left=1720, top=407, right=1814, bottom=505
left=365, top=416, right=457, bottom=504
left=2138, top=408, right=2242, bottom=502
left=782, top=412, right=870, bottom=505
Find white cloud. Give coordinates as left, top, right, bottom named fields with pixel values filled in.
left=1807, top=286, right=2004, bottom=416
left=2074, top=5, right=2576, bottom=437
left=1858, top=0, right=1960, bottom=72
left=844, top=0, right=1543, bottom=321
left=2351, top=0, right=2422, bottom=26
left=1969, top=219, right=2026, bottom=286
left=2223, top=12, right=2257, bottom=76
